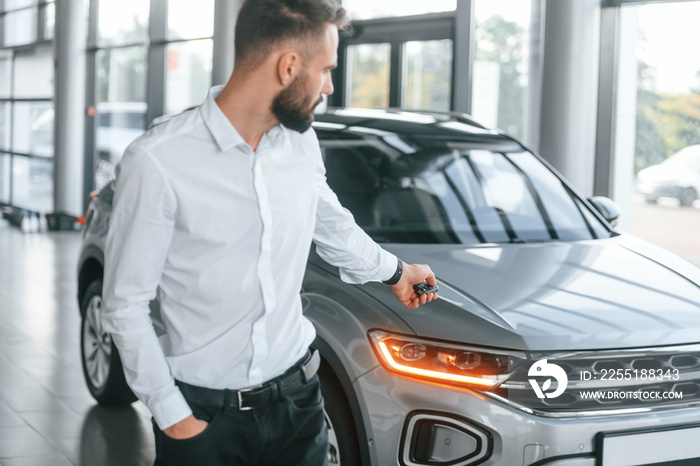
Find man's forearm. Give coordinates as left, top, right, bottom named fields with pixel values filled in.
left=102, top=300, right=192, bottom=429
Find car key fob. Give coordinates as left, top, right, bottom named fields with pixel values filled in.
left=413, top=282, right=439, bottom=295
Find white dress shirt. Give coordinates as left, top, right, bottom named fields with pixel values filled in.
left=102, top=85, right=398, bottom=430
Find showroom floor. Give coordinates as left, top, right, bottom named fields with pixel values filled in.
left=0, top=219, right=155, bottom=466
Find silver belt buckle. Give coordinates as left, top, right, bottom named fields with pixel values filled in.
left=237, top=385, right=262, bottom=411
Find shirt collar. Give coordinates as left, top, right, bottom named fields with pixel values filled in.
left=199, top=85, right=248, bottom=152
left=199, top=85, right=288, bottom=153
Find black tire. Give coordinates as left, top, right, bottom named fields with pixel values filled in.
left=679, top=188, right=697, bottom=207
left=319, top=362, right=363, bottom=466
left=80, top=279, right=136, bottom=405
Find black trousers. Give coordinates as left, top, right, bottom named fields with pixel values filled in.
left=152, top=374, right=328, bottom=466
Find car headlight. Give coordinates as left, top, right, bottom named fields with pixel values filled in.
left=368, top=330, right=525, bottom=390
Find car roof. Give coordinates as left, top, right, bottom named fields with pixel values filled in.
left=150, top=106, right=522, bottom=149
left=313, top=107, right=514, bottom=145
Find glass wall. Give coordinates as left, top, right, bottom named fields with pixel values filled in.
left=94, top=46, right=147, bottom=165
left=402, top=40, right=453, bottom=112
left=0, top=54, right=10, bottom=96
left=346, top=43, right=391, bottom=109
left=0, top=102, right=9, bottom=150
left=340, top=10, right=454, bottom=112
left=0, top=1, right=55, bottom=213
left=164, top=0, right=214, bottom=114
left=338, top=0, right=535, bottom=129
left=4, top=7, right=38, bottom=47
left=0, top=153, right=10, bottom=203
left=11, top=157, right=53, bottom=212
left=165, top=0, right=214, bottom=113
left=93, top=0, right=149, bottom=166
left=167, top=0, right=214, bottom=40
left=12, top=101, right=54, bottom=158
left=472, top=0, right=532, bottom=139
left=13, top=47, right=54, bottom=98
left=616, top=1, right=700, bottom=267
left=88, top=0, right=214, bottom=172
left=165, top=40, right=213, bottom=114
left=0, top=0, right=215, bottom=210
left=97, top=0, right=149, bottom=46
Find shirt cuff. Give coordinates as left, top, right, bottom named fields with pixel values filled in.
left=150, top=389, right=193, bottom=430
left=377, top=250, right=399, bottom=283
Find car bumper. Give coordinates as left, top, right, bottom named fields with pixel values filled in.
left=355, top=366, right=700, bottom=466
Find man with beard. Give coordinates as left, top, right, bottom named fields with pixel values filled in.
left=102, top=0, right=438, bottom=465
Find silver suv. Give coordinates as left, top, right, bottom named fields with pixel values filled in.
left=78, top=108, right=700, bottom=466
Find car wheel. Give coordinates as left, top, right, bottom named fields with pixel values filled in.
left=80, top=279, right=136, bottom=405
left=645, top=195, right=658, bottom=204
left=679, top=187, right=697, bottom=207
left=319, top=363, right=363, bottom=466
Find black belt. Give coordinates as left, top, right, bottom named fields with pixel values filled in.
left=175, top=349, right=321, bottom=411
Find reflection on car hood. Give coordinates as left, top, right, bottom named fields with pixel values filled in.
left=377, top=237, right=700, bottom=351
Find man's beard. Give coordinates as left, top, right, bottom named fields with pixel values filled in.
left=272, top=72, right=323, bottom=133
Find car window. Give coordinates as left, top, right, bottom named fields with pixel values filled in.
left=507, top=151, right=609, bottom=240
left=466, top=150, right=550, bottom=241
left=319, top=134, right=609, bottom=244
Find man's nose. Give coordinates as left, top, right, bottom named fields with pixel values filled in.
left=322, top=76, right=334, bottom=96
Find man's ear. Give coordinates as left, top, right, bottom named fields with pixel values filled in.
left=276, top=51, right=301, bottom=86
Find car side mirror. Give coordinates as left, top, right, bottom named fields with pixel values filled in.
left=588, top=196, right=621, bottom=227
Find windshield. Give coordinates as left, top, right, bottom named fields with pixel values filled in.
left=319, top=134, right=609, bottom=244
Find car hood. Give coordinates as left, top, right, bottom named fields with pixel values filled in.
left=371, top=236, right=700, bottom=351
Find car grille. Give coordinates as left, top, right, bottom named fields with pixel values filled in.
left=493, top=345, right=700, bottom=416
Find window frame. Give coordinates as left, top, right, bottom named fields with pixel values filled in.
left=0, top=2, right=55, bottom=211
left=83, top=0, right=215, bottom=208
left=331, top=12, right=458, bottom=110
left=331, top=0, right=544, bottom=150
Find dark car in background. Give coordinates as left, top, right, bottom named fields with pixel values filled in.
left=78, top=108, right=700, bottom=466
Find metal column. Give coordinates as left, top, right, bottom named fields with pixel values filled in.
left=452, top=0, right=474, bottom=114
left=610, top=7, right=639, bottom=231
left=525, top=0, right=544, bottom=151
left=54, top=0, right=87, bottom=216
left=593, top=7, right=620, bottom=200
left=538, top=0, right=602, bottom=197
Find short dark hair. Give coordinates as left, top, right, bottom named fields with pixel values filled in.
left=234, top=0, right=349, bottom=70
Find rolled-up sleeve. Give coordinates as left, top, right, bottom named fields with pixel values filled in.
left=102, top=145, right=192, bottom=430
left=310, top=135, right=398, bottom=284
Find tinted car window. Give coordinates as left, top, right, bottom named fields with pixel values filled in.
left=506, top=150, right=609, bottom=240
left=319, top=133, right=609, bottom=244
